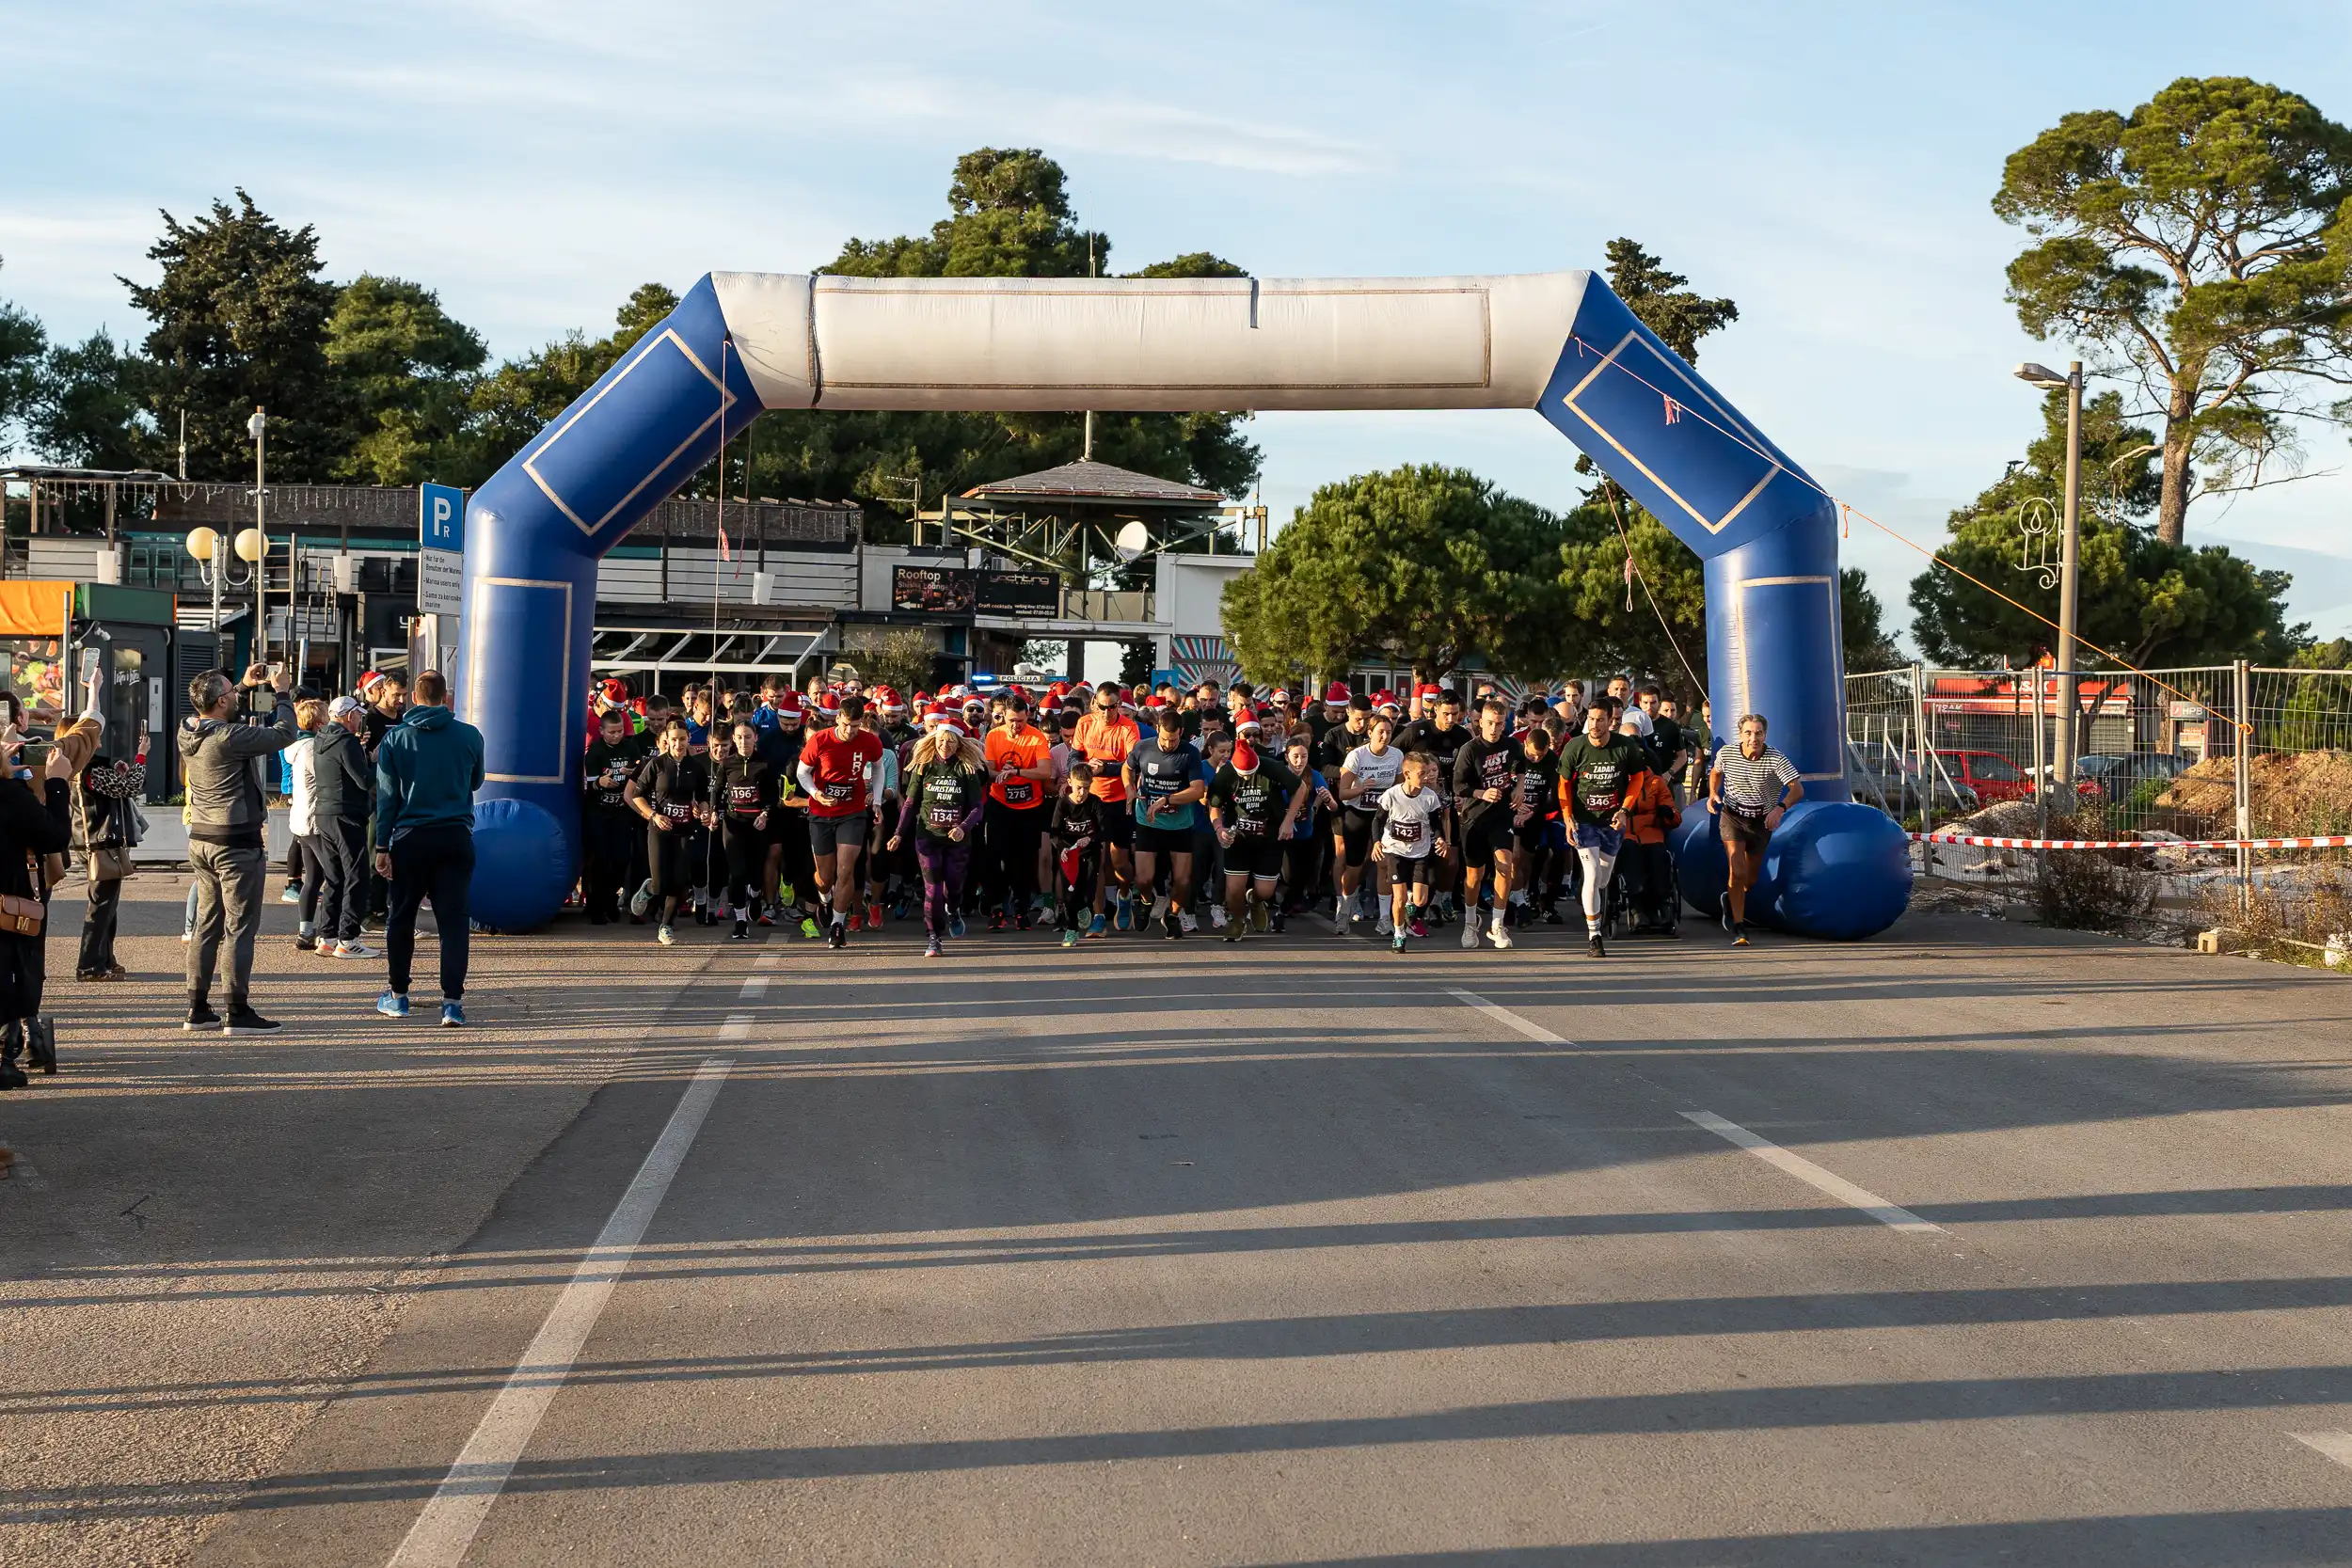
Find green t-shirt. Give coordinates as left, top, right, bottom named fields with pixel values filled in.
left=1555, top=734, right=1649, bottom=829
left=1208, top=760, right=1300, bottom=839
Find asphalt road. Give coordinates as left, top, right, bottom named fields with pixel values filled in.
left=8, top=879, right=2352, bottom=1565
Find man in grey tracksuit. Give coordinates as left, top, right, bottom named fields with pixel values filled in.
left=179, top=662, right=296, bottom=1034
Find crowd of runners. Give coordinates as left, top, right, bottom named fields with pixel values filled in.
left=573, top=671, right=1804, bottom=958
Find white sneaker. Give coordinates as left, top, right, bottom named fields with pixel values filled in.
left=628, top=880, right=654, bottom=920
left=333, top=941, right=380, bottom=959
left=1486, top=920, right=1514, bottom=950
left=1209, top=905, right=1229, bottom=930
left=1178, top=910, right=1199, bottom=936
left=1460, top=909, right=1482, bottom=949
left=1375, top=913, right=1394, bottom=936
left=656, top=925, right=675, bottom=946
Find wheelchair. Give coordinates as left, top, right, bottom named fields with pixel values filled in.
left=1604, top=839, right=1680, bottom=940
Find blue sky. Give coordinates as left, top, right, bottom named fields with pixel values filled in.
left=8, top=0, right=2351, bottom=641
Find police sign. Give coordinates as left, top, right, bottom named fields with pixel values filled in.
left=419, top=482, right=465, bottom=617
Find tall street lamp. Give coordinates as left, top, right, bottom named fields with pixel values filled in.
left=2015, top=359, right=2081, bottom=792
left=246, top=405, right=269, bottom=663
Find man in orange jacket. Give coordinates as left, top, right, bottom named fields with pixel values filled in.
left=1621, top=738, right=1681, bottom=932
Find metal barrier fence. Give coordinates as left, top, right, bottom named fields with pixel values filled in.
left=1845, top=663, right=2352, bottom=914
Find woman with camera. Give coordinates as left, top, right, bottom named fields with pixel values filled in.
left=0, top=722, right=77, bottom=1092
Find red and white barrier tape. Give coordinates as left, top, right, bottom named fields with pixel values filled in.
left=1911, top=832, right=2352, bottom=851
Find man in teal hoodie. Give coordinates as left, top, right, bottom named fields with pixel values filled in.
left=373, top=670, right=485, bottom=1026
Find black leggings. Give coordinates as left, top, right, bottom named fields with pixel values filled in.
left=721, top=819, right=766, bottom=911
left=581, top=810, right=636, bottom=920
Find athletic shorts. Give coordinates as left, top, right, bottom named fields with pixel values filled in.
left=1719, top=807, right=1772, bottom=855
left=1337, top=808, right=1375, bottom=867
left=1460, top=808, right=1515, bottom=865
left=1382, top=853, right=1438, bottom=893
left=809, top=812, right=869, bottom=859
left=1571, top=820, right=1626, bottom=857
left=1096, top=807, right=1135, bottom=848
left=1223, top=836, right=1282, bottom=880
left=1135, top=822, right=1192, bottom=857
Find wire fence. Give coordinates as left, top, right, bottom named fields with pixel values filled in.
left=1844, top=662, right=2352, bottom=945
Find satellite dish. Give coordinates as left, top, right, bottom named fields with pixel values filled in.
left=1113, top=520, right=1152, bottom=562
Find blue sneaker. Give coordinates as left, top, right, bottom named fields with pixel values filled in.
left=1088, top=912, right=1109, bottom=939
left=948, top=910, right=966, bottom=939
left=1113, top=893, right=1133, bottom=931
left=439, top=1000, right=466, bottom=1028
left=376, top=990, right=409, bottom=1019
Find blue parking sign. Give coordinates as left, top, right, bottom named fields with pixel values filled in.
left=421, top=483, right=465, bottom=551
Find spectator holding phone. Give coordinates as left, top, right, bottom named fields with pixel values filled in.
left=180, top=662, right=297, bottom=1035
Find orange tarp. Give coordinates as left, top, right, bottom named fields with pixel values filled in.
left=0, top=582, right=72, bottom=641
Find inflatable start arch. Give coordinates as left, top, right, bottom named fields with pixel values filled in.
left=457, top=271, right=1911, bottom=937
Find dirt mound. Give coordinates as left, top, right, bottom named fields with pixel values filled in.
left=2155, top=750, right=2352, bottom=835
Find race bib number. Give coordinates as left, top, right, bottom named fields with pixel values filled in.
left=824, top=780, right=853, bottom=802
left=659, top=799, right=693, bottom=822
left=1003, top=779, right=1034, bottom=805
left=727, top=784, right=761, bottom=815
left=1391, top=817, right=1422, bottom=845
left=927, top=800, right=961, bottom=829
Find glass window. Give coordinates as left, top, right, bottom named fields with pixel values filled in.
left=1973, top=753, right=2024, bottom=782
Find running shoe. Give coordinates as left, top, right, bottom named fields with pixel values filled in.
left=1209, top=905, right=1229, bottom=931
left=1544, top=906, right=1565, bottom=926
left=279, top=882, right=302, bottom=905
left=1014, top=909, right=1032, bottom=931
left=1459, top=909, right=1481, bottom=949
left=1061, top=928, right=1081, bottom=948
left=1114, top=894, right=1134, bottom=931
left=731, top=918, right=749, bottom=941
left=1375, top=914, right=1394, bottom=937
left=1271, top=911, right=1286, bottom=934
left=657, top=925, right=675, bottom=946
left=1087, top=912, right=1109, bottom=940
left=925, top=937, right=944, bottom=958
left=376, top=990, right=410, bottom=1018
left=184, top=1000, right=221, bottom=1031
left=756, top=911, right=774, bottom=927
left=799, top=914, right=822, bottom=940
left=866, top=906, right=885, bottom=931
left=1409, top=916, right=1428, bottom=939
left=1733, top=923, right=1750, bottom=947
left=224, top=1006, right=280, bottom=1035
left=828, top=916, right=848, bottom=950
left=1249, top=900, right=1268, bottom=933
left=779, top=882, right=797, bottom=906
left=439, top=1001, right=467, bottom=1028
left=1391, top=929, right=1407, bottom=954
left=1589, top=933, right=1607, bottom=958
left=989, top=910, right=1008, bottom=933
left=333, top=941, right=381, bottom=959
left=1224, top=924, right=1243, bottom=944
left=1164, top=911, right=1184, bottom=940
left=949, top=911, right=967, bottom=939
left=1178, top=910, right=1199, bottom=936
left=628, top=880, right=654, bottom=920
left=1487, top=920, right=1514, bottom=950
left=695, top=904, right=716, bottom=927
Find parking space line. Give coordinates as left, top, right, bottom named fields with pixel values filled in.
left=1680, top=1110, right=1943, bottom=1233
left=719, top=1014, right=752, bottom=1040
left=387, top=1056, right=734, bottom=1568
left=739, top=975, right=769, bottom=1001
left=2293, top=1431, right=2352, bottom=1470
left=1447, top=988, right=1574, bottom=1046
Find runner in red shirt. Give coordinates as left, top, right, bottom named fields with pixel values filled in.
left=796, top=693, right=885, bottom=948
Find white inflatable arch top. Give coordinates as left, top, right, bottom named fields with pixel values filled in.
left=707, top=272, right=1594, bottom=412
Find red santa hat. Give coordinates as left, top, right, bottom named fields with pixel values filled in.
left=1232, top=739, right=1260, bottom=776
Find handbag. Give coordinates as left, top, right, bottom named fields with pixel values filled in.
left=71, top=781, right=133, bottom=883
left=0, top=852, right=44, bottom=937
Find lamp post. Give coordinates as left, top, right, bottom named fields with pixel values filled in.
left=246, top=406, right=269, bottom=662
left=187, top=525, right=266, bottom=672
left=2015, top=359, right=2081, bottom=794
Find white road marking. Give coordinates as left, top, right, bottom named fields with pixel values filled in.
left=1680, top=1110, right=1943, bottom=1233
left=755, top=952, right=780, bottom=971
left=720, top=1014, right=752, bottom=1040
left=386, top=1057, right=734, bottom=1568
left=1447, top=989, right=1574, bottom=1046
left=739, top=975, right=770, bottom=1001
left=2293, top=1431, right=2352, bottom=1470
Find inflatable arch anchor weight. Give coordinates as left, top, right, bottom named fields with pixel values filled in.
left=455, top=271, right=1909, bottom=937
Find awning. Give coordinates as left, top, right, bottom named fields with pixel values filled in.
left=0, top=582, right=72, bottom=641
